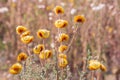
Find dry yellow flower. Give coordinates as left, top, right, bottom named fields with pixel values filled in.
left=16, top=26, right=27, bottom=35
left=45, top=50, right=52, bottom=59
left=100, top=64, right=107, bottom=71
left=74, top=15, right=86, bottom=23
left=21, top=36, right=34, bottom=44
left=33, top=44, right=45, bottom=54
left=59, top=58, right=68, bottom=68
left=54, top=6, right=64, bottom=15
left=58, top=53, right=67, bottom=59
left=58, top=45, right=68, bottom=53
left=88, top=60, right=101, bottom=70
left=17, top=52, right=28, bottom=62
left=55, top=19, right=68, bottom=28
left=39, top=50, right=52, bottom=60
left=37, top=29, right=50, bottom=39
left=9, top=63, right=22, bottom=74
left=20, top=31, right=30, bottom=37
left=58, top=33, right=69, bottom=42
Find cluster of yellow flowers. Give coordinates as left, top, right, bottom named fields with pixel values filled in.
left=33, top=44, right=52, bottom=60
left=10, top=26, right=52, bottom=74
left=9, top=52, right=28, bottom=74
left=33, top=44, right=45, bottom=54
left=54, top=6, right=69, bottom=68
left=88, top=60, right=107, bottom=71
left=53, top=5, right=86, bottom=68
left=16, top=26, right=34, bottom=44
left=9, top=26, right=34, bottom=74
left=39, top=50, right=52, bottom=60
left=34, top=29, right=52, bottom=60
left=10, top=24, right=53, bottom=74
left=9, top=5, right=107, bottom=77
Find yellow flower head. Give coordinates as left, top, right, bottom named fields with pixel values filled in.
left=58, top=45, right=68, bottom=53
left=59, top=58, right=68, bottom=68
left=58, top=33, right=69, bottom=42
left=100, top=64, right=107, bottom=72
left=39, top=50, right=52, bottom=60
left=33, top=44, right=45, bottom=54
left=21, top=36, right=34, bottom=44
left=17, top=52, right=28, bottom=62
left=20, top=31, right=30, bottom=37
left=88, top=60, right=101, bottom=70
left=58, top=53, right=67, bottom=59
left=37, top=29, right=50, bottom=39
left=54, top=6, right=64, bottom=15
left=74, top=15, right=86, bottom=23
left=16, top=26, right=27, bottom=35
left=9, top=63, right=22, bottom=74
left=55, top=19, right=68, bottom=28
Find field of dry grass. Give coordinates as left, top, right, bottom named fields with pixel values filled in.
left=0, top=0, right=120, bottom=80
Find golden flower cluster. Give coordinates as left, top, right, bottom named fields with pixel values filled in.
left=9, top=5, right=107, bottom=77
left=33, top=44, right=45, bottom=54
left=39, top=50, right=52, bottom=60
left=9, top=63, right=22, bottom=74
left=88, top=60, right=107, bottom=71
left=9, top=51, right=28, bottom=75
left=74, top=15, right=86, bottom=23
left=37, top=29, right=50, bottom=39
left=54, top=6, right=64, bottom=15
left=10, top=25, right=34, bottom=75
left=53, top=6, right=69, bottom=68
left=58, top=53, right=68, bottom=68
left=32, top=39, right=52, bottom=59
left=55, top=19, right=68, bottom=28
left=16, top=26, right=34, bottom=44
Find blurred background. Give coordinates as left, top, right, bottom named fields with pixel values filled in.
left=0, top=0, right=120, bottom=80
